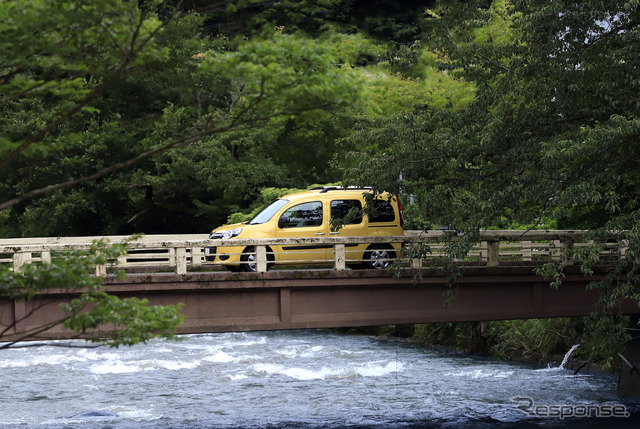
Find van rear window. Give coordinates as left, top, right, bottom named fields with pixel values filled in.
left=331, top=200, right=363, bottom=224
left=370, top=200, right=396, bottom=223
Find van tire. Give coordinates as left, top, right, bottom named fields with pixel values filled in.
left=240, top=246, right=275, bottom=272
left=363, top=244, right=395, bottom=270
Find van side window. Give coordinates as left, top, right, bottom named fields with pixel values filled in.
left=370, top=200, right=396, bottom=223
left=278, top=201, right=323, bottom=228
left=330, top=200, right=363, bottom=224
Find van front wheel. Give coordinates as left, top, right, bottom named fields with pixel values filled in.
left=240, top=246, right=274, bottom=272
left=363, top=245, right=395, bottom=270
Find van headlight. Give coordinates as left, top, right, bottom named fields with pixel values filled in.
left=222, top=227, right=243, bottom=239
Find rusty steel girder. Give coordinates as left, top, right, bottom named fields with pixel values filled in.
left=1, top=265, right=637, bottom=341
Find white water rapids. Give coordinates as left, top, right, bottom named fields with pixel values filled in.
left=1, top=330, right=638, bottom=428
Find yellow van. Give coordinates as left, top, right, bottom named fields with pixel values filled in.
left=204, top=186, right=404, bottom=271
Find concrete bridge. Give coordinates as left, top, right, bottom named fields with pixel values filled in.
left=1, top=230, right=637, bottom=341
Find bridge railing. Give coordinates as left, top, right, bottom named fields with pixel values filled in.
left=0, top=230, right=600, bottom=275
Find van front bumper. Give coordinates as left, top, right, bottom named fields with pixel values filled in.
left=204, top=245, right=243, bottom=264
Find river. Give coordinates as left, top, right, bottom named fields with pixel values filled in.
left=1, top=330, right=639, bottom=428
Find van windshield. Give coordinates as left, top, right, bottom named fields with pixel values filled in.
left=248, top=199, right=290, bottom=225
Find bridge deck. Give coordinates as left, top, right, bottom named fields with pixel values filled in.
left=2, top=265, right=634, bottom=341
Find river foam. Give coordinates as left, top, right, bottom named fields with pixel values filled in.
left=1, top=330, right=639, bottom=428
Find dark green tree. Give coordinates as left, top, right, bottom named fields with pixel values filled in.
left=212, top=0, right=433, bottom=43
left=346, top=0, right=640, bottom=307
left=0, top=0, right=363, bottom=237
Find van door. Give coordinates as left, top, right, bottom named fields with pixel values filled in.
left=328, top=199, right=366, bottom=264
left=274, top=200, right=329, bottom=264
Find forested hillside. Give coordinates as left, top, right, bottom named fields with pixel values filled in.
left=3, top=0, right=638, bottom=240
left=0, top=0, right=469, bottom=236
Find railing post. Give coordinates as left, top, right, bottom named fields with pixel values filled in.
left=486, top=240, right=499, bottom=267
left=411, top=256, right=422, bottom=270
left=168, top=248, right=176, bottom=268
left=620, top=240, right=639, bottom=265
left=176, top=247, right=187, bottom=275
left=95, top=264, right=106, bottom=277
left=561, top=239, right=574, bottom=266
left=12, top=252, right=30, bottom=272
left=190, top=248, right=202, bottom=267
left=118, top=254, right=128, bottom=267
left=41, top=251, right=51, bottom=264
left=522, top=241, right=532, bottom=262
left=334, top=244, right=346, bottom=270
left=551, top=239, right=561, bottom=261
left=256, top=245, right=267, bottom=272
left=409, top=244, right=422, bottom=269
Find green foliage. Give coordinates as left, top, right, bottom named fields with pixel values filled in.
left=578, top=315, right=632, bottom=371
left=240, top=0, right=431, bottom=42
left=200, top=32, right=364, bottom=122
left=0, top=237, right=184, bottom=348
left=339, top=1, right=640, bottom=368
left=414, top=322, right=492, bottom=354
left=418, top=51, right=476, bottom=111
left=412, top=316, right=630, bottom=369
left=0, top=1, right=364, bottom=237
left=363, top=73, right=429, bottom=116
left=0, top=0, right=479, bottom=237
left=488, top=316, right=630, bottom=369
left=488, top=318, right=580, bottom=363
left=346, top=0, right=640, bottom=307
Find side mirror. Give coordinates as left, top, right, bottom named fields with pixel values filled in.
left=278, top=215, right=290, bottom=228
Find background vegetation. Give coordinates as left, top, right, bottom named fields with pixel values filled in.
left=2, top=0, right=638, bottom=360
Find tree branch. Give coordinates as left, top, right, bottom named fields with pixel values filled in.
left=0, top=98, right=344, bottom=211
left=0, top=66, right=25, bottom=86
left=0, top=6, right=176, bottom=172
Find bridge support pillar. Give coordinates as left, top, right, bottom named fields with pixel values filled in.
left=618, top=315, right=640, bottom=398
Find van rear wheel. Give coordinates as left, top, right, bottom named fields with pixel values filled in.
left=363, top=245, right=395, bottom=270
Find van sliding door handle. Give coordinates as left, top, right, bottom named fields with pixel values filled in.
left=329, top=232, right=340, bottom=235
left=315, top=232, right=325, bottom=236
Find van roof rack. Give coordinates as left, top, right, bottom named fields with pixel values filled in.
left=308, top=186, right=374, bottom=193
